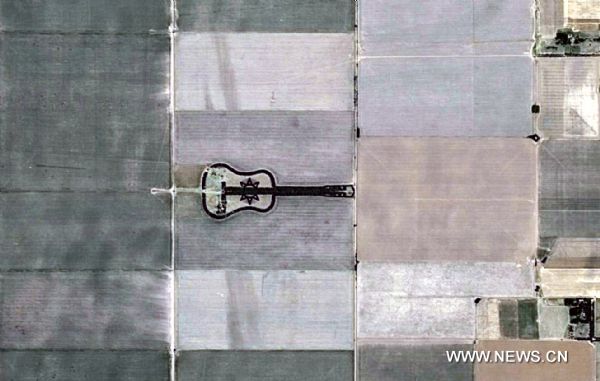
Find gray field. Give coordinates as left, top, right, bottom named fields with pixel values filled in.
left=358, top=296, right=476, bottom=339
left=177, top=350, right=353, bottom=381
left=0, top=271, right=171, bottom=349
left=176, top=0, right=354, bottom=33
left=536, top=58, right=600, bottom=139
left=0, top=34, right=170, bottom=192
left=358, top=262, right=534, bottom=298
left=358, top=56, right=533, bottom=137
left=176, top=194, right=354, bottom=270
left=540, top=140, right=600, bottom=238
left=359, top=0, right=532, bottom=56
left=0, top=351, right=170, bottom=381
left=177, top=270, right=353, bottom=350
left=358, top=341, right=474, bottom=381
left=0, top=192, right=170, bottom=270
left=174, top=33, right=354, bottom=111
left=175, top=111, right=353, bottom=183
left=357, top=137, right=537, bottom=262
left=0, top=0, right=170, bottom=33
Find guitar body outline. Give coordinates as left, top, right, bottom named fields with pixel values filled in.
left=201, top=163, right=277, bottom=220
left=200, top=162, right=355, bottom=220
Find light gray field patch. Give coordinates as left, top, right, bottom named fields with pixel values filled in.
left=357, top=137, right=537, bottom=262
left=175, top=111, right=353, bottom=183
left=175, top=193, right=354, bottom=270
left=177, top=270, right=353, bottom=349
left=174, top=33, right=354, bottom=111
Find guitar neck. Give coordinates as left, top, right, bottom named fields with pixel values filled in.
left=225, top=185, right=354, bottom=197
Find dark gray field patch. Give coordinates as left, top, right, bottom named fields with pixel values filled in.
left=540, top=140, right=600, bottom=238
left=0, top=192, right=170, bottom=270
left=0, top=351, right=170, bottom=381
left=0, top=0, right=170, bottom=33
left=0, top=34, right=170, bottom=192
left=358, top=341, right=474, bottom=381
left=0, top=271, right=171, bottom=349
left=176, top=0, right=354, bottom=33
left=176, top=350, right=353, bottom=381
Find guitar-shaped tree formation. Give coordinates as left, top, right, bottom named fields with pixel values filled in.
left=201, top=163, right=355, bottom=220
